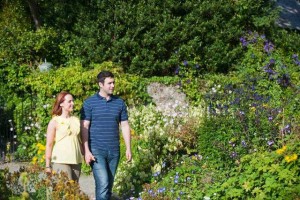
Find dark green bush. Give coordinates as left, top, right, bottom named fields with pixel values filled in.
left=61, top=0, right=278, bottom=76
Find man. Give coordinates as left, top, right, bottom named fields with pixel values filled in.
left=80, top=71, right=132, bottom=200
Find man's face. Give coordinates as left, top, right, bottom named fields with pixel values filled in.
left=99, top=77, right=115, bottom=95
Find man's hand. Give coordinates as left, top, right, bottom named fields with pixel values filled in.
left=85, top=151, right=96, bottom=164
left=126, top=148, right=132, bottom=162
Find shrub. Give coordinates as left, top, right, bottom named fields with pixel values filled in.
left=62, top=0, right=278, bottom=76
left=2, top=164, right=89, bottom=200
left=114, top=101, right=204, bottom=198
left=197, top=31, right=300, bottom=166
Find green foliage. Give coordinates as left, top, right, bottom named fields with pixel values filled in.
left=60, top=0, right=278, bottom=76
left=0, top=0, right=62, bottom=66
left=139, top=155, right=222, bottom=200
left=205, top=139, right=300, bottom=199
left=114, top=104, right=203, bottom=198
left=197, top=31, right=300, bottom=166
left=11, top=61, right=152, bottom=160
left=0, top=168, right=11, bottom=199
left=124, top=31, right=300, bottom=199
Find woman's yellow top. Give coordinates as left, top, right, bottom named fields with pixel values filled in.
left=51, top=116, right=83, bottom=164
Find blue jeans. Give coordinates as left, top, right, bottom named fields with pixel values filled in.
left=91, top=148, right=120, bottom=200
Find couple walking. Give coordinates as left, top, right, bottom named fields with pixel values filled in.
left=45, top=71, right=132, bottom=200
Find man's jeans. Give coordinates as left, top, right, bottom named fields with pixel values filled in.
left=91, top=148, right=120, bottom=200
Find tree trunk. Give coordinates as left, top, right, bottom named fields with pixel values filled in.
left=26, top=0, right=41, bottom=29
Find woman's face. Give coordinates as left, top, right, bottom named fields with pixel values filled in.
left=60, top=94, right=74, bottom=112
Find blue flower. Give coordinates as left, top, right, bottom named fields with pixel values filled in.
left=175, top=66, right=180, bottom=75
left=267, top=140, right=274, bottom=146
left=239, top=37, right=248, bottom=47
left=230, top=152, right=237, bottom=158
left=241, top=140, right=247, bottom=147
left=183, top=60, right=188, bottom=66
left=264, top=41, right=274, bottom=53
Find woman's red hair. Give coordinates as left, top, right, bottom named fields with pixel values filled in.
left=51, top=91, right=72, bottom=116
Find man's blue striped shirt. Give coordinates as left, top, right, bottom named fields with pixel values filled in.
left=80, top=93, right=128, bottom=150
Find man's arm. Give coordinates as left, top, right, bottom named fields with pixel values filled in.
left=80, top=119, right=95, bottom=164
left=121, top=120, right=132, bottom=161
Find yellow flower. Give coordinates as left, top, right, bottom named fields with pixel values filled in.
left=250, top=107, right=256, bottom=112
left=262, top=103, right=268, bottom=108
left=130, top=129, right=135, bottom=136
left=32, top=156, right=38, bottom=164
left=39, top=145, right=46, bottom=151
left=284, top=154, right=298, bottom=163
left=276, top=145, right=287, bottom=155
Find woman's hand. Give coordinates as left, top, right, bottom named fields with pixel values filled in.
left=45, top=167, right=52, bottom=174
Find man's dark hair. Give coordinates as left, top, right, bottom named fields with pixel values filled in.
left=97, top=71, right=114, bottom=84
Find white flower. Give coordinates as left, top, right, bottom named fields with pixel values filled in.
left=212, top=87, right=217, bottom=93
left=13, top=135, right=17, bottom=138
left=10, top=128, right=14, bottom=131
left=204, top=196, right=211, bottom=200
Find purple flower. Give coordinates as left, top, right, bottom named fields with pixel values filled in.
left=175, top=66, right=180, bottom=74
left=269, top=59, right=275, bottom=65
left=153, top=171, right=160, bottom=177
left=292, top=54, right=298, bottom=59
left=241, top=140, right=247, bottom=147
left=277, top=74, right=291, bottom=88
left=264, top=41, right=274, bottom=53
left=183, top=60, right=188, bottom=66
left=267, top=140, right=274, bottom=146
left=282, top=124, right=291, bottom=133
left=230, top=152, right=237, bottom=158
left=240, top=37, right=248, bottom=47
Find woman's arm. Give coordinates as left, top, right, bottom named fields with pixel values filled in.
left=45, top=119, right=56, bottom=171
left=81, top=119, right=95, bottom=164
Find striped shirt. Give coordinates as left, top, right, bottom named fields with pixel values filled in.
left=80, top=93, right=128, bottom=150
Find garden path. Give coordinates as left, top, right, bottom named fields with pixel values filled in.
left=276, top=0, right=300, bottom=30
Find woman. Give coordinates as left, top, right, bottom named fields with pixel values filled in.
left=45, top=91, right=83, bottom=182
